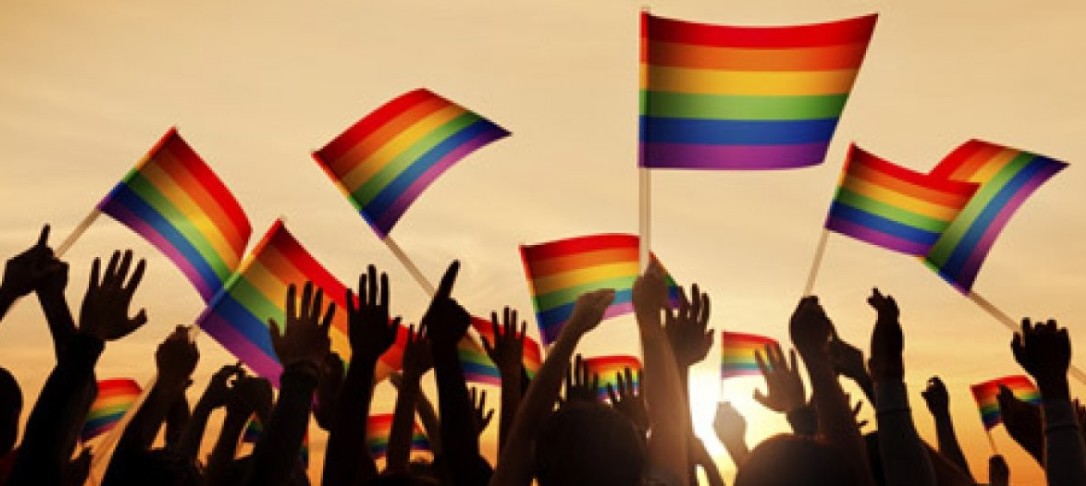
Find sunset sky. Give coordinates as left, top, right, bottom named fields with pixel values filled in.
left=2, top=1, right=1084, bottom=484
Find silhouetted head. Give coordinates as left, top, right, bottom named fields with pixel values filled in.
left=0, top=367, right=21, bottom=454
left=535, top=402, right=645, bottom=486
left=735, top=434, right=856, bottom=486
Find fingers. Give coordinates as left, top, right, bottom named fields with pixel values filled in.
left=285, top=285, right=297, bottom=323
left=607, top=383, right=619, bottom=403
left=321, top=302, right=335, bottom=332
left=300, top=282, right=314, bottom=322
left=103, top=251, right=121, bottom=287
left=753, top=389, right=770, bottom=409
left=435, top=260, right=460, bottom=300
left=123, top=259, right=146, bottom=297
left=367, top=265, right=378, bottom=307
left=269, top=318, right=283, bottom=348
left=37, top=224, right=51, bottom=248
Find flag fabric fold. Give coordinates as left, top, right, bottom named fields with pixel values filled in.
left=970, top=375, right=1041, bottom=429
left=97, top=128, right=251, bottom=301
left=366, top=414, right=432, bottom=459
left=720, top=331, right=778, bottom=379
left=313, top=89, right=510, bottom=238
left=640, top=12, right=878, bottom=170
left=81, top=379, right=142, bottom=442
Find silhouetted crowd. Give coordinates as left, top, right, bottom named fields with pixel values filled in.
left=1, top=225, right=1084, bottom=485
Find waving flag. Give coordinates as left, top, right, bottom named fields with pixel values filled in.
left=459, top=336, right=500, bottom=386
left=313, top=89, right=510, bottom=238
left=925, top=140, right=1067, bottom=291
left=970, top=375, right=1041, bottom=429
left=520, top=234, right=681, bottom=345
left=584, top=355, right=642, bottom=400
left=366, top=414, right=431, bottom=459
left=825, top=145, right=978, bottom=256
left=98, top=128, right=251, bottom=301
left=81, top=379, right=142, bottom=442
left=196, top=220, right=406, bottom=384
left=470, top=316, right=544, bottom=378
left=640, top=12, right=877, bottom=169
left=720, top=331, right=778, bottom=379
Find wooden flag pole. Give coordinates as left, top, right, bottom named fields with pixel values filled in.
left=985, top=429, right=999, bottom=455
left=638, top=169, right=652, bottom=272
left=382, top=235, right=436, bottom=297
left=802, top=229, right=830, bottom=296
left=969, top=291, right=1086, bottom=385
left=55, top=209, right=101, bottom=258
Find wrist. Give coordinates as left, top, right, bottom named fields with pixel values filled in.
left=1037, top=376, right=1071, bottom=400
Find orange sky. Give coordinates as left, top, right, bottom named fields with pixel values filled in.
left=2, top=1, right=1085, bottom=484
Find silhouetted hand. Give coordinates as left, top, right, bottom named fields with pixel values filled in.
left=229, top=376, right=274, bottom=424
left=269, top=282, right=335, bottom=370
left=563, top=289, right=614, bottom=338
left=848, top=393, right=869, bottom=430
left=996, top=384, right=1044, bottom=463
left=422, top=261, right=471, bottom=347
left=1012, top=318, right=1072, bottom=399
left=481, top=307, right=526, bottom=377
left=401, top=323, right=433, bottom=378
left=78, top=250, right=148, bottom=341
left=713, top=401, right=747, bottom=448
left=829, top=337, right=867, bottom=383
left=346, top=265, right=401, bottom=362
left=564, top=354, right=599, bottom=404
left=753, top=342, right=806, bottom=414
left=201, top=363, right=243, bottom=410
left=921, top=376, right=950, bottom=418
left=606, top=367, right=648, bottom=433
left=63, top=446, right=92, bottom=486
left=867, top=288, right=904, bottom=382
left=989, top=454, right=1010, bottom=486
left=1, top=225, right=54, bottom=300
left=469, top=386, right=494, bottom=437
left=789, top=296, right=834, bottom=360
left=632, top=259, right=669, bottom=324
left=314, top=352, right=345, bottom=431
left=664, top=284, right=713, bottom=368
left=156, top=325, right=199, bottom=386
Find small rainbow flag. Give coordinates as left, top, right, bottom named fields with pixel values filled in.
left=720, top=331, right=778, bottom=379
left=313, top=89, right=510, bottom=238
left=469, top=316, right=544, bottom=378
left=241, top=417, right=309, bottom=466
left=458, top=335, right=500, bottom=386
left=366, top=414, right=431, bottom=459
left=97, top=128, right=252, bottom=302
left=196, top=220, right=407, bottom=385
left=925, top=140, right=1068, bottom=292
left=639, top=12, right=878, bottom=169
left=520, top=233, right=681, bottom=345
left=970, top=375, right=1041, bottom=429
left=81, top=379, right=142, bottom=442
left=825, top=144, right=979, bottom=256
left=584, top=355, right=642, bottom=401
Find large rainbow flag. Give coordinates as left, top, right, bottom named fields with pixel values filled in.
left=195, top=220, right=407, bottom=384
left=366, top=414, right=431, bottom=459
left=720, top=331, right=778, bottom=379
left=639, top=12, right=878, bottom=169
left=970, top=375, right=1041, bottom=429
left=825, top=144, right=978, bottom=256
left=470, top=316, right=543, bottom=378
left=924, top=140, right=1067, bottom=292
left=313, top=89, right=510, bottom=238
left=520, top=234, right=681, bottom=345
left=584, top=355, right=642, bottom=401
left=97, top=128, right=251, bottom=301
left=81, top=379, right=142, bottom=442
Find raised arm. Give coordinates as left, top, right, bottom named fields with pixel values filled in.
left=714, top=401, right=749, bottom=467
left=1011, top=318, right=1086, bottom=486
left=0, top=225, right=52, bottom=322
left=207, top=375, right=272, bottom=486
left=996, top=384, right=1045, bottom=465
left=323, top=265, right=400, bottom=485
left=489, top=289, right=614, bottom=486
left=480, top=307, right=526, bottom=454
left=920, top=376, right=972, bottom=479
left=175, top=364, right=241, bottom=463
left=663, top=284, right=715, bottom=485
left=386, top=324, right=432, bottom=473
left=753, top=342, right=810, bottom=437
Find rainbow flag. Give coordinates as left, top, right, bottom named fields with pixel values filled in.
left=313, top=89, right=510, bottom=238
left=924, top=140, right=1068, bottom=292
left=97, top=128, right=251, bottom=302
left=584, top=355, right=642, bottom=401
left=366, top=414, right=431, bottom=459
left=720, top=331, right=778, bottom=379
left=970, top=375, right=1041, bottom=429
left=825, top=144, right=979, bottom=256
left=639, top=12, right=878, bottom=169
left=520, top=233, right=681, bottom=345
left=195, top=220, right=407, bottom=385
left=470, top=316, right=544, bottom=378
left=241, top=417, right=309, bottom=466
left=458, top=335, right=500, bottom=386
left=81, top=379, right=142, bottom=442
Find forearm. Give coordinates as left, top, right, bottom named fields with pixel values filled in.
left=36, top=290, right=76, bottom=360
left=932, top=415, right=971, bottom=477
left=323, top=355, right=379, bottom=484
left=175, top=400, right=215, bottom=462
left=8, top=333, right=103, bottom=486
left=497, top=366, right=523, bottom=453
left=413, top=386, right=444, bottom=457
left=637, top=312, right=689, bottom=485
left=386, top=370, right=423, bottom=472
left=434, top=342, right=484, bottom=485
left=1041, top=394, right=1086, bottom=486
left=0, top=288, right=16, bottom=322
left=875, top=380, right=936, bottom=486
left=244, top=364, right=318, bottom=486
left=207, top=412, right=248, bottom=486
left=804, top=356, right=876, bottom=486
left=490, top=326, right=584, bottom=486
left=693, top=438, right=726, bottom=486
left=118, top=376, right=188, bottom=453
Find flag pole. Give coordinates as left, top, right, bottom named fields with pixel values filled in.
left=985, top=430, right=999, bottom=455
left=969, top=291, right=1086, bottom=385
left=638, top=169, right=652, bottom=272
left=55, top=209, right=101, bottom=258
left=802, top=229, right=830, bottom=296
left=382, top=235, right=436, bottom=297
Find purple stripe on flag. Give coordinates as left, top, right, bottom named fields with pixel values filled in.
left=827, top=218, right=931, bottom=255
left=639, top=142, right=829, bottom=169
left=200, top=312, right=283, bottom=384
left=104, top=202, right=216, bottom=299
